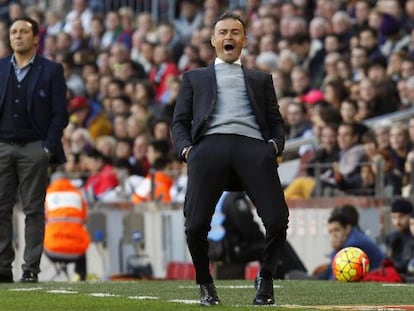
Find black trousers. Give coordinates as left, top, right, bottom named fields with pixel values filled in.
left=0, top=140, right=48, bottom=275
left=184, top=134, right=289, bottom=284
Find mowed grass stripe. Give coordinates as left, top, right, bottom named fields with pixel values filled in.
left=1, top=280, right=414, bottom=310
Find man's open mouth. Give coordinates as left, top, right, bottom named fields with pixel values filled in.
left=224, top=43, right=235, bottom=52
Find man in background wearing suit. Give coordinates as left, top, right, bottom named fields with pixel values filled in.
left=171, top=12, right=288, bottom=306
left=0, top=17, right=68, bottom=283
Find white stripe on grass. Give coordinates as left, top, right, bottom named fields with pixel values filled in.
left=47, top=290, right=78, bottom=294
left=169, top=299, right=199, bottom=304
left=9, top=287, right=44, bottom=291
left=127, top=296, right=159, bottom=300
left=178, top=285, right=282, bottom=289
left=89, top=293, right=122, bottom=297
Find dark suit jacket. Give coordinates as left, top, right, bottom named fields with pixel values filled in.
left=0, top=55, right=68, bottom=164
left=171, top=64, right=285, bottom=160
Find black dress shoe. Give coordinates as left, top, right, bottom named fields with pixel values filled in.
left=20, top=271, right=38, bottom=283
left=0, top=271, right=13, bottom=283
left=199, top=283, right=220, bottom=306
left=253, top=276, right=274, bottom=305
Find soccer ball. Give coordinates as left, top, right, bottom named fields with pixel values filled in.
left=332, top=247, right=370, bottom=282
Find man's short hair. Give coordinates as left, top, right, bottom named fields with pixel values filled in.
left=10, top=17, right=39, bottom=36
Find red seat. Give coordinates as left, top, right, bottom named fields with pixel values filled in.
left=166, top=262, right=195, bottom=280
left=244, top=261, right=261, bottom=280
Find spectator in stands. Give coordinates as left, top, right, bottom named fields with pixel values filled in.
left=69, top=127, right=94, bottom=157
left=379, top=13, right=410, bottom=58
left=386, top=198, right=414, bottom=274
left=82, top=148, right=119, bottom=205
left=407, top=116, right=414, bottom=150
left=106, top=78, right=125, bottom=99
left=95, top=135, right=116, bottom=161
left=130, top=133, right=150, bottom=177
left=112, top=115, right=128, bottom=139
left=63, top=0, right=93, bottom=35
left=131, top=139, right=173, bottom=204
left=174, top=0, right=203, bottom=45
left=386, top=50, right=403, bottom=82
left=331, top=10, right=354, bottom=52
left=339, top=98, right=369, bottom=142
left=58, top=52, right=85, bottom=96
left=45, top=9, right=64, bottom=37
left=118, top=6, right=134, bottom=50
left=355, top=78, right=378, bottom=121
left=114, top=137, right=133, bottom=164
left=101, top=11, right=123, bottom=50
left=308, top=101, right=342, bottom=143
left=131, top=38, right=154, bottom=74
left=87, top=15, right=105, bottom=52
left=0, top=37, right=10, bottom=58
left=170, top=156, right=188, bottom=204
left=157, top=22, right=184, bottom=65
left=68, top=96, right=113, bottom=140
left=7, top=2, right=24, bottom=23
left=287, top=33, right=325, bottom=88
left=111, top=95, right=131, bottom=118
left=373, top=119, right=393, bottom=153
left=336, top=58, right=353, bottom=88
left=309, top=16, right=330, bottom=56
left=400, top=56, right=414, bottom=81
left=149, top=45, right=179, bottom=102
left=126, top=115, right=147, bottom=140
left=365, top=58, right=400, bottom=114
left=372, top=149, right=403, bottom=197
left=202, top=0, right=226, bottom=29
left=285, top=100, right=312, bottom=141
left=403, top=158, right=414, bottom=196
left=135, top=12, right=158, bottom=44
left=322, top=52, right=341, bottom=84
left=404, top=75, right=414, bottom=108
left=350, top=45, right=369, bottom=82
left=284, top=123, right=339, bottom=199
left=290, top=65, right=312, bottom=97
left=358, top=27, right=384, bottom=61
left=322, top=78, right=350, bottom=111
left=389, top=122, right=410, bottom=176
left=329, top=122, right=366, bottom=194
left=339, top=133, right=403, bottom=197
left=67, top=18, right=89, bottom=54
left=353, top=0, right=372, bottom=33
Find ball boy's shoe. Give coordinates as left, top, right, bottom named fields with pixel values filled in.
left=20, top=271, right=38, bottom=283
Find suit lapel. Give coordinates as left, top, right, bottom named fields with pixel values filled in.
left=242, top=67, right=258, bottom=107
left=0, top=57, right=12, bottom=108
left=207, top=64, right=217, bottom=99
left=242, top=67, right=267, bottom=127
left=27, top=56, right=43, bottom=110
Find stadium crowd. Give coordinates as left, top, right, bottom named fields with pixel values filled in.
left=2, top=0, right=414, bottom=204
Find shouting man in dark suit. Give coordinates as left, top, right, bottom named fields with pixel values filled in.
left=171, top=12, right=289, bottom=306
left=0, top=17, right=68, bottom=283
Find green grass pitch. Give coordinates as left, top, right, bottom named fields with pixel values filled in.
left=1, top=280, right=414, bottom=310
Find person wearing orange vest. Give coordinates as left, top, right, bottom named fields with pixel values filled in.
left=44, top=175, right=90, bottom=281
left=131, top=165, right=174, bottom=204
left=131, top=139, right=173, bottom=204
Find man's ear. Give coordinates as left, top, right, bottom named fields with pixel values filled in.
left=243, top=36, right=248, bottom=48
left=210, top=35, right=216, bottom=47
